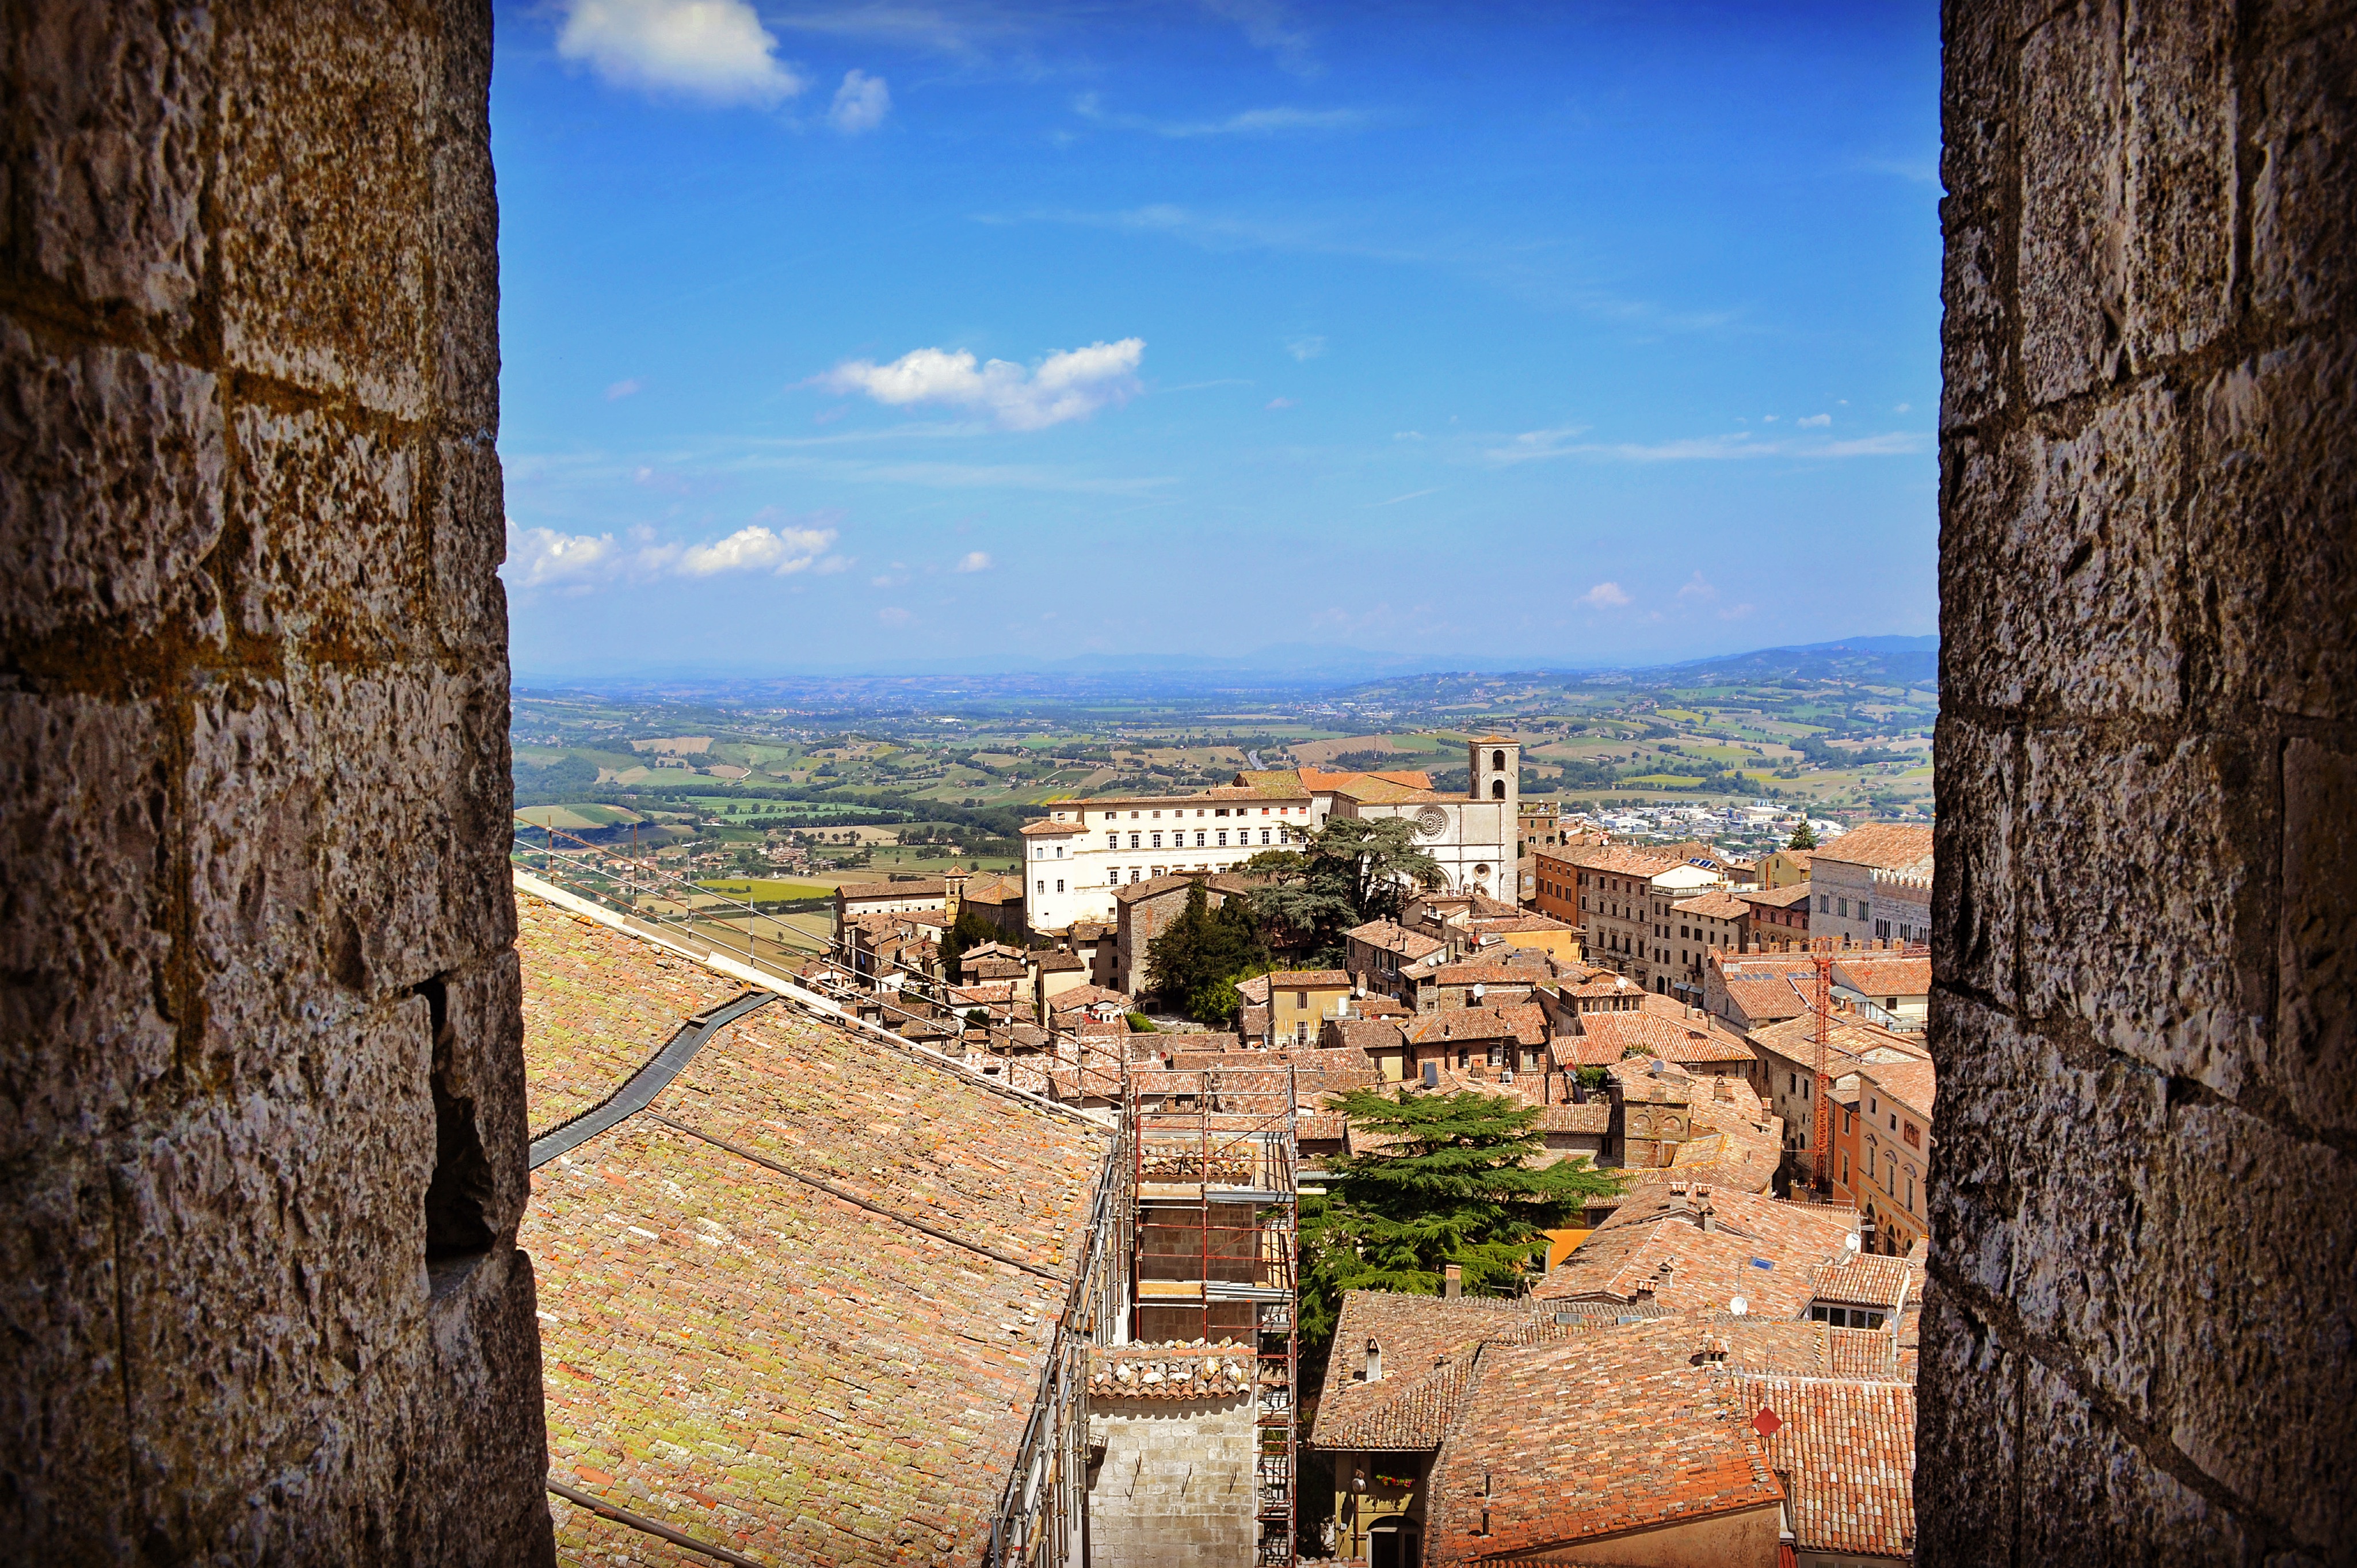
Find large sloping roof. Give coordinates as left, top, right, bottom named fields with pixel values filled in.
left=1309, top=1292, right=1544, bottom=1452
left=1723, top=1375, right=1917, bottom=1558
left=1531, top=1185, right=1858, bottom=1318
left=1814, top=822, right=1935, bottom=873
left=518, top=886, right=1111, bottom=1567
left=1421, top=1322, right=1785, bottom=1562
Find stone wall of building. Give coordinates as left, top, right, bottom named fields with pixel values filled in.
left=1088, top=1388, right=1260, bottom=1566
left=1928, top=2, right=2354, bottom=1561
left=0, top=2, right=551, bottom=1559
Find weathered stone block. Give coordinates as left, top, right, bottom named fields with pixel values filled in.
left=1910, top=1285, right=2014, bottom=1567
left=2119, top=0, right=2235, bottom=366
left=2190, top=335, right=2357, bottom=721
left=2015, top=726, right=2275, bottom=1091
left=226, top=401, right=422, bottom=661
left=213, top=6, right=434, bottom=419
left=1939, top=383, right=2187, bottom=718
left=1930, top=714, right=2017, bottom=1006
left=0, top=690, right=177, bottom=1166
left=1939, top=0, right=2016, bottom=433
left=2279, top=738, right=2357, bottom=1139
left=6, top=0, right=212, bottom=325
left=426, top=18, right=501, bottom=437
left=2248, top=17, right=2357, bottom=328
left=2018, top=0, right=2127, bottom=406
left=0, top=322, right=224, bottom=650
left=427, top=435, right=510, bottom=661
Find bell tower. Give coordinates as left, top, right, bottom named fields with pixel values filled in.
left=1469, top=735, right=1520, bottom=805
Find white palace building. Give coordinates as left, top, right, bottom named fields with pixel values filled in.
left=1018, top=737, right=1522, bottom=935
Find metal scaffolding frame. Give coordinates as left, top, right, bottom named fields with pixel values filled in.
left=1126, top=1065, right=1300, bottom=1568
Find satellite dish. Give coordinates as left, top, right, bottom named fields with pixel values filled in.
left=1729, top=1296, right=1748, bottom=1317
left=1844, top=1233, right=1862, bottom=1254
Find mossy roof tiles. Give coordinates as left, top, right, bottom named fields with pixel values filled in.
left=517, top=893, right=747, bottom=1136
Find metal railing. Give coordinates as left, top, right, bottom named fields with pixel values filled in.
left=988, top=1108, right=1132, bottom=1568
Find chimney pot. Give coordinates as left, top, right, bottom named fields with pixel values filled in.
left=1444, top=1264, right=1463, bottom=1299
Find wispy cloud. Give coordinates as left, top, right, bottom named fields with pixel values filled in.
left=1284, top=334, right=1327, bottom=361
left=819, top=339, right=1145, bottom=430
left=1074, top=92, right=1363, bottom=138
left=605, top=377, right=642, bottom=400
left=555, top=0, right=806, bottom=106
left=1559, top=430, right=1931, bottom=463
left=1482, top=425, right=1590, bottom=464
left=1579, top=582, right=1632, bottom=609
left=1202, top=0, right=1320, bottom=76
left=1265, top=396, right=1295, bottom=410
left=1370, top=487, right=1441, bottom=507
left=954, top=550, right=993, bottom=573
left=1797, top=413, right=1831, bottom=428
left=827, top=68, right=891, bottom=132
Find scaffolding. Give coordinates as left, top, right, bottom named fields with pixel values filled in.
left=1126, top=1064, right=1300, bottom=1568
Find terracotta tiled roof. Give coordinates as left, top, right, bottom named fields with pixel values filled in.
left=1721, top=974, right=1814, bottom=1023
left=1328, top=1018, right=1409, bottom=1058
left=1234, top=972, right=1273, bottom=1004
left=1345, top=919, right=1448, bottom=960
left=1035, top=951, right=1088, bottom=973
left=1577, top=1009, right=1753, bottom=1066
left=1111, top=872, right=1255, bottom=905
left=1045, top=983, right=1132, bottom=1011
left=1750, top=1011, right=1930, bottom=1069
left=1421, top=1323, right=1784, bottom=1562
left=1739, top=880, right=1814, bottom=910
left=1539, top=1102, right=1611, bottom=1135
left=1814, top=822, right=1935, bottom=873
left=1568, top=845, right=1689, bottom=877
left=1018, top=818, right=1085, bottom=836
left=961, top=956, right=1028, bottom=981
left=1532, top=1187, right=1859, bottom=1318
left=1425, top=959, right=1546, bottom=986
left=1860, top=1058, right=1937, bottom=1118
left=516, top=893, right=746, bottom=1136
left=957, top=873, right=1025, bottom=904
left=1310, top=1292, right=1543, bottom=1452
left=1811, top=1254, right=1914, bottom=1310
left=1325, top=774, right=1444, bottom=804
left=1722, top=1375, right=1917, bottom=1558
left=1400, top=1004, right=1547, bottom=1047
left=1464, top=912, right=1576, bottom=934
left=1268, top=968, right=1351, bottom=988
left=1673, top=890, right=1753, bottom=920
left=837, top=877, right=951, bottom=897
left=1833, top=953, right=1933, bottom=995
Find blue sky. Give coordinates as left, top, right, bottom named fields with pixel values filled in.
left=493, top=1, right=1942, bottom=678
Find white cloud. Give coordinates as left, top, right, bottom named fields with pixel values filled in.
left=673, top=524, right=838, bottom=576
left=556, top=0, right=807, bottom=105
left=827, top=68, right=891, bottom=132
left=954, top=550, right=993, bottom=573
left=1894, top=402, right=1912, bottom=413
left=1797, top=413, right=1832, bottom=428
left=1676, top=571, right=1719, bottom=603
left=605, top=377, right=642, bottom=400
left=503, top=518, right=839, bottom=587
left=506, top=522, right=618, bottom=587
left=1579, top=582, right=1632, bottom=609
left=1284, top=334, right=1326, bottom=361
left=1265, top=396, right=1296, bottom=410
left=878, top=606, right=913, bottom=625
left=1073, top=93, right=1360, bottom=138
left=820, top=338, right=1146, bottom=430
left=1392, top=430, right=1424, bottom=441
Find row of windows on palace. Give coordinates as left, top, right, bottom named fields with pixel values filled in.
left=1782, top=1071, right=1928, bottom=1239
left=1032, top=825, right=1300, bottom=859
left=1543, top=869, right=1901, bottom=930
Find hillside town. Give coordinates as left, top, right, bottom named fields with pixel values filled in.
left=508, top=734, right=1932, bottom=1565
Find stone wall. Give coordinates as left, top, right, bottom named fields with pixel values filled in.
left=1928, top=2, right=2354, bottom=1562
left=0, top=2, right=551, bottom=1560
left=1088, top=1392, right=1260, bottom=1566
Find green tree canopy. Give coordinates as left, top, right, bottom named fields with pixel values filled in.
left=939, top=907, right=1002, bottom=982
left=1298, top=1088, right=1624, bottom=1348
left=1240, top=816, right=1444, bottom=962
left=1787, top=819, right=1818, bottom=850
left=1143, top=882, right=1268, bottom=1023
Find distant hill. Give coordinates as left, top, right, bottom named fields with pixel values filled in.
left=1638, top=635, right=1938, bottom=687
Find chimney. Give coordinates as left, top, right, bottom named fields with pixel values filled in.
left=1444, top=1264, right=1463, bottom=1299
left=1364, top=1336, right=1383, bottom=1383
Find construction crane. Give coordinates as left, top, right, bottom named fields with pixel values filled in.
left=1811, top=936, right=1836, bottom=1196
